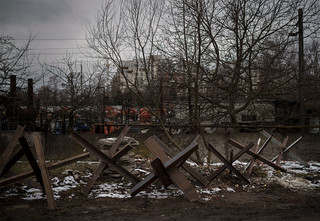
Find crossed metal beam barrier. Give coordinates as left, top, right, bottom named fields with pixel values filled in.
left=70, top=131, right=140, bottom=190
left=228, top=139, right=286, bottom=173
left=145, top=135, right=209, bottom=186
left=0, top=125, right=57, bottom=210
left=130, top=136, right=200, bottom=202
left=80, top=126, right=135, bottom=194
left=207, top=142, right=251, bottom=183
left=261, top=130, right=309, bottom=167
left=244, top=136, right=272, bottom=175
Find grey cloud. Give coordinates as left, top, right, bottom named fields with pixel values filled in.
left=0, top=0, right=73, bottom=25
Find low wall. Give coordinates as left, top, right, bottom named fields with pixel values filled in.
left=1, top=130, right=319, bottom=162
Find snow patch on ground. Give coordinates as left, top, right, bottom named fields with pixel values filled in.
left=1, top=161, right=319, bottom=201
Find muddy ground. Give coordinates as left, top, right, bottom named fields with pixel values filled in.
left=1, top=130, right=320, bottom=220
left=1, top=160, right=320, bottom=221
left=1, top=183, right=319, bottom=221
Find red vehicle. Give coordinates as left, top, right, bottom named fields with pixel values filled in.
left=140, top=108, right=151, bottom=123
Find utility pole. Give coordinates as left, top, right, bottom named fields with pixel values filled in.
left=298, top=8, right=306, bottom=132
left=289, top=8, right=306, bottom=132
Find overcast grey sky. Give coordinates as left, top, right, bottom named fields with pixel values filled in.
left=0, top=0, right=104, bottom=65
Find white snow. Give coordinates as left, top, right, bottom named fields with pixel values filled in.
left=1, top=160, right=319, bottom=201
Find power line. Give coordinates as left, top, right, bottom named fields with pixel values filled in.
left=30, top=47, right=83, bottom=50
left=15, top=38, right=87, bottom=41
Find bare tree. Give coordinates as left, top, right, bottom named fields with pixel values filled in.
left=0, top=33, right=34, bottom=94
left=41, top=55, right=105, bottom=132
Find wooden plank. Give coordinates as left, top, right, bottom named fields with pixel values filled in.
left=207, top=143, right=249, bottom=183
left=228, top=139, right=286, bottom=172
left=0, top=153, right=90, bottom=187
left=144, top=137, right=200, bottom=201
left=130, top=140, right=199, bottom=199
left=0, top=125, right=25, bottom=175
left=150, top=136, right=209, bottom=186
left=151, top=158, right=172, bottom=188
left=70, top=132, right=140, bottom=184
left=19, top=136, right=44, bottom=190
left=109, top=125, right=130, bottom=157
left=33, top=134, right=57, bottom=210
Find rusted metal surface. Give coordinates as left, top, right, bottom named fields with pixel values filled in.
left=70, top=132, right=139, bottom=185
left=149, top=135, right=209, bottom=186
left=262, top=131, right=308, bottom=167
left=0, top=148, right=24, bottom=177
left=130, top=139, right=199, bottom=201
left=208, top=142, right=254, bottom=181
left=228, top=139, right=286, bottom=172
left=0, top=125, right=25, bottom=175
left=19, top=136, right=45, bottom=190
left=0, top=153, right=90, bottom=187
left=109, top=125, right=130, bottom=157
left=207, top=143, right=250, bottom=183
left=83, top=143, right=133, bottom=194
left=33, top=134, right=57, bottom=210
left=144, top=136, right=200, bottom=201
left=245, top=136, right=272, bottom=174
left=151, top=158, right=172, bottom=188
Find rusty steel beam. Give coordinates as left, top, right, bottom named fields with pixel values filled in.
left=70, top=132, right=140, bottom=185
left=19, top=136, right=45, bottom=191
left=207, top=143, right=249, bottom=183
left=83, top=143, right=133, bottom=194
left=151, top=158, right=172, bottom=188
left=33, top=134, right=56, bottom=210
left=130, top=140, right=199, bottom=200
left=244, top=136, right=272, bottom=172
left=109, top=125, right=130, bottom=157
left=228, top=139, right=286, bottom=172
left=148, top=135, right=209, bottom=186
left=0, top=125, right=25, bottom=175
left=0, top=153, right=90, bottom=187
left=207, top=142, right=253, bottom=181
left=144, top=136, right=200, bottom=201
